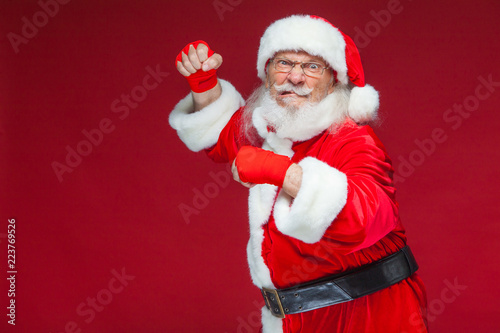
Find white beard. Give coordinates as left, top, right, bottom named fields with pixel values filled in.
left=251, top=85, right=350, bottom=143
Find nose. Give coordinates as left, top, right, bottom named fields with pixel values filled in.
left=287, top=64, right=306, bottom=85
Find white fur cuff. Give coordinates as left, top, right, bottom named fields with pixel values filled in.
left=168, top=79, right=244, bottom=152
left=273, top=157, right=348, bottom=244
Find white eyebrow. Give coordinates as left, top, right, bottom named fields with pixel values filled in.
left=275, top=56, right=326, bottom=66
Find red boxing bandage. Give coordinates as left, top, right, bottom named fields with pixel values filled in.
left=235, top=146, right=293, bottom=187
left=175, top=40, right=218, bottom=93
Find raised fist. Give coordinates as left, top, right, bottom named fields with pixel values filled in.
left=175, top=40, right=223, bottom=93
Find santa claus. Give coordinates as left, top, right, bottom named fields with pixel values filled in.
left=170, top=14, right=428, bottom=333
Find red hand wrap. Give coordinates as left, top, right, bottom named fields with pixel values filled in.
left=175, top=40, right=218, bottom=93
left=235, top=146, right=293, bottom=187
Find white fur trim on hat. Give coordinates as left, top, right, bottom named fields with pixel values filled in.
left=257, top=15, right=348, bottom=84
left=169, top=79, right=244, bottom=152
left=348, top=84, right=379, bottom=123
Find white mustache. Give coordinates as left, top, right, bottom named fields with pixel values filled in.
left=273, top=82, right=313, bottom=96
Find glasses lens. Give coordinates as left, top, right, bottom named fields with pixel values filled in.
left=274, top=59, right=293, bottom=72
left=303, top=63, right=322, bottom=77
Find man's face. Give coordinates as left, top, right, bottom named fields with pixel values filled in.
left=266, top=51, right=335, bottom=109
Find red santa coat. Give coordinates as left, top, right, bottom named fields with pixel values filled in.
left=170, top=79, right=428, bottom=333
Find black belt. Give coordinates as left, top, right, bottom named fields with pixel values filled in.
left=261, top=246, right=418, bottom=318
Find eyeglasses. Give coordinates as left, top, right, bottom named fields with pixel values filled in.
left=271, top=58, right=330, bottom=78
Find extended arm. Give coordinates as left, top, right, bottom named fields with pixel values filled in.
left=170, top=41, right=245, bottom=153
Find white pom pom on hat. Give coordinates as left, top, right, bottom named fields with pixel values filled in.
left=257, top=14, right=379, bottom=123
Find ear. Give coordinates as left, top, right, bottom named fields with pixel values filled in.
left=327, top=76, right=335, bottom=95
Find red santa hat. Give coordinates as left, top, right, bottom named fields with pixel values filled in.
left=257, top=15, right=379, bottom=123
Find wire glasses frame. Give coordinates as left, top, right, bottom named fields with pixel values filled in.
left=271, top=58, right=330, bottom=78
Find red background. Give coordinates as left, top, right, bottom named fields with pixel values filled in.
left=1, top=0, right=499, bottom=332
